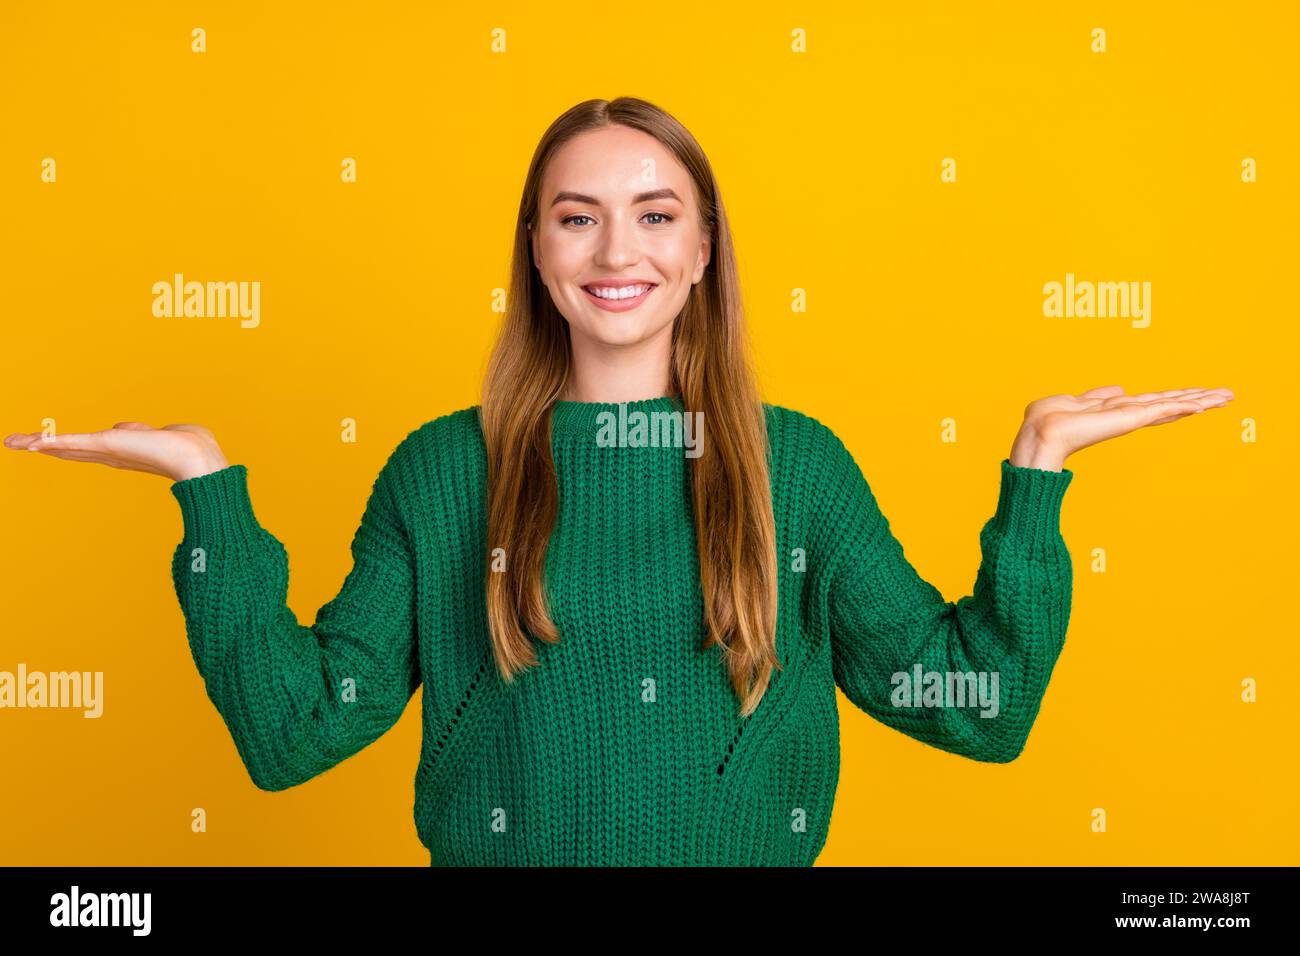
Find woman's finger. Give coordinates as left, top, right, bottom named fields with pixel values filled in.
left=1103, top=387, right=1234, bottom=407
left=28, top=445, right=112, bottom=462
left=33, top=446, right=173, bottom=477
left=1130, top=387, right=1204, bottom=402
left=10, top=428, right=144, bottom=450
left=25, top=430, right=162, bottom=459
left=1147, top=410, right=1198, bottom=426
left=1141, top=400, right=1207, bottom=425
left=1107, top=388, right=1210, bottom=406
left=27, top=431, right=122, bottom=454
left=1111, top=392, right=1229, bottom=412
left=1094, top=399, right=1199, bottom=432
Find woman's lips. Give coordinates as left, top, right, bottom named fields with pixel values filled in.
left=582, top=283, right=657, bottom=313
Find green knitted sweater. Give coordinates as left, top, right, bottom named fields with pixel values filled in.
left=168, top=395, right=1074, bottom=866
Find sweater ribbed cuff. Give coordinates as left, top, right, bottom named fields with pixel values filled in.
left=169, top=464, right=268, bottom=549
left=986, top=457, right=1073, bottom=548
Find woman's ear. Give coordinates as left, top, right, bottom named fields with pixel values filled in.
left=528, top=222, right=542, bottom=273
left=693, top=233, right=712, bottom=284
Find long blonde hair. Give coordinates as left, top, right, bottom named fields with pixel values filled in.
left=480, top=96, right=779, bottom=717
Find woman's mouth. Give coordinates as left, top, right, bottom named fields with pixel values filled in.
left=581, top=282, right=658, bottom=313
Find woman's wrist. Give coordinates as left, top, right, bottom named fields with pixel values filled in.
left=172, top=451, right=230, bottom=482
left=1008, top=429, right=1067, bottom=472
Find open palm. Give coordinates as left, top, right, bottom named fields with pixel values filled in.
left=2, top=422, right=228, bottom=482
left=1021, top=385, right=1235, bottom=459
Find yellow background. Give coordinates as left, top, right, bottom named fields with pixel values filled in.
left=1, top=1, right=1295, bottom=866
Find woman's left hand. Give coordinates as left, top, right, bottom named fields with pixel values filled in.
left=1009, top=385, right=1235, bottom=471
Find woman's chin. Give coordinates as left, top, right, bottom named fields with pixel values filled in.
left=570, top=316, right=662, bottom=347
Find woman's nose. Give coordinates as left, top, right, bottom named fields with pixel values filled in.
left=595, top=216, right=638, bottom=264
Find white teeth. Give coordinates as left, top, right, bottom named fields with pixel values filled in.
left=587, top=284, right=650, bottom=300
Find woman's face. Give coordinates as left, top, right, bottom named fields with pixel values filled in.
left=530, top=125, right=712, bottom=351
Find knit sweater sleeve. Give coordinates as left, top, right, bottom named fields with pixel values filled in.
left=819, top=432, right=1074, bottom=763
left=168, top=453, right=420, bottom=791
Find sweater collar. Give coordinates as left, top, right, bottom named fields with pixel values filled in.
left=550, top=394, right=683, bottom=442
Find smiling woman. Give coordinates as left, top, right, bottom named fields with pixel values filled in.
left=524, top=131, right=714, bottom=371
left=487, top=102, right=774, bottom=725
left=3, top=95, right=1234, bottom=867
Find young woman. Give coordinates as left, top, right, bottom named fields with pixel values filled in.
left=4, top=97, right=1233, bottom=866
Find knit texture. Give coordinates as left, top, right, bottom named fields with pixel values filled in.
left=168, top=396, right=1074, bottom=866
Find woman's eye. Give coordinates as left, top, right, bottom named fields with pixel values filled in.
left=560, top=212, right=674, bottom=227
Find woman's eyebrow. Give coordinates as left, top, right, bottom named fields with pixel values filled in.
left=550, top=188, right=683, bottom=207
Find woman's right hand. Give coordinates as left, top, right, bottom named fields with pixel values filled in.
left=2, top=422, right=229, bottom=482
